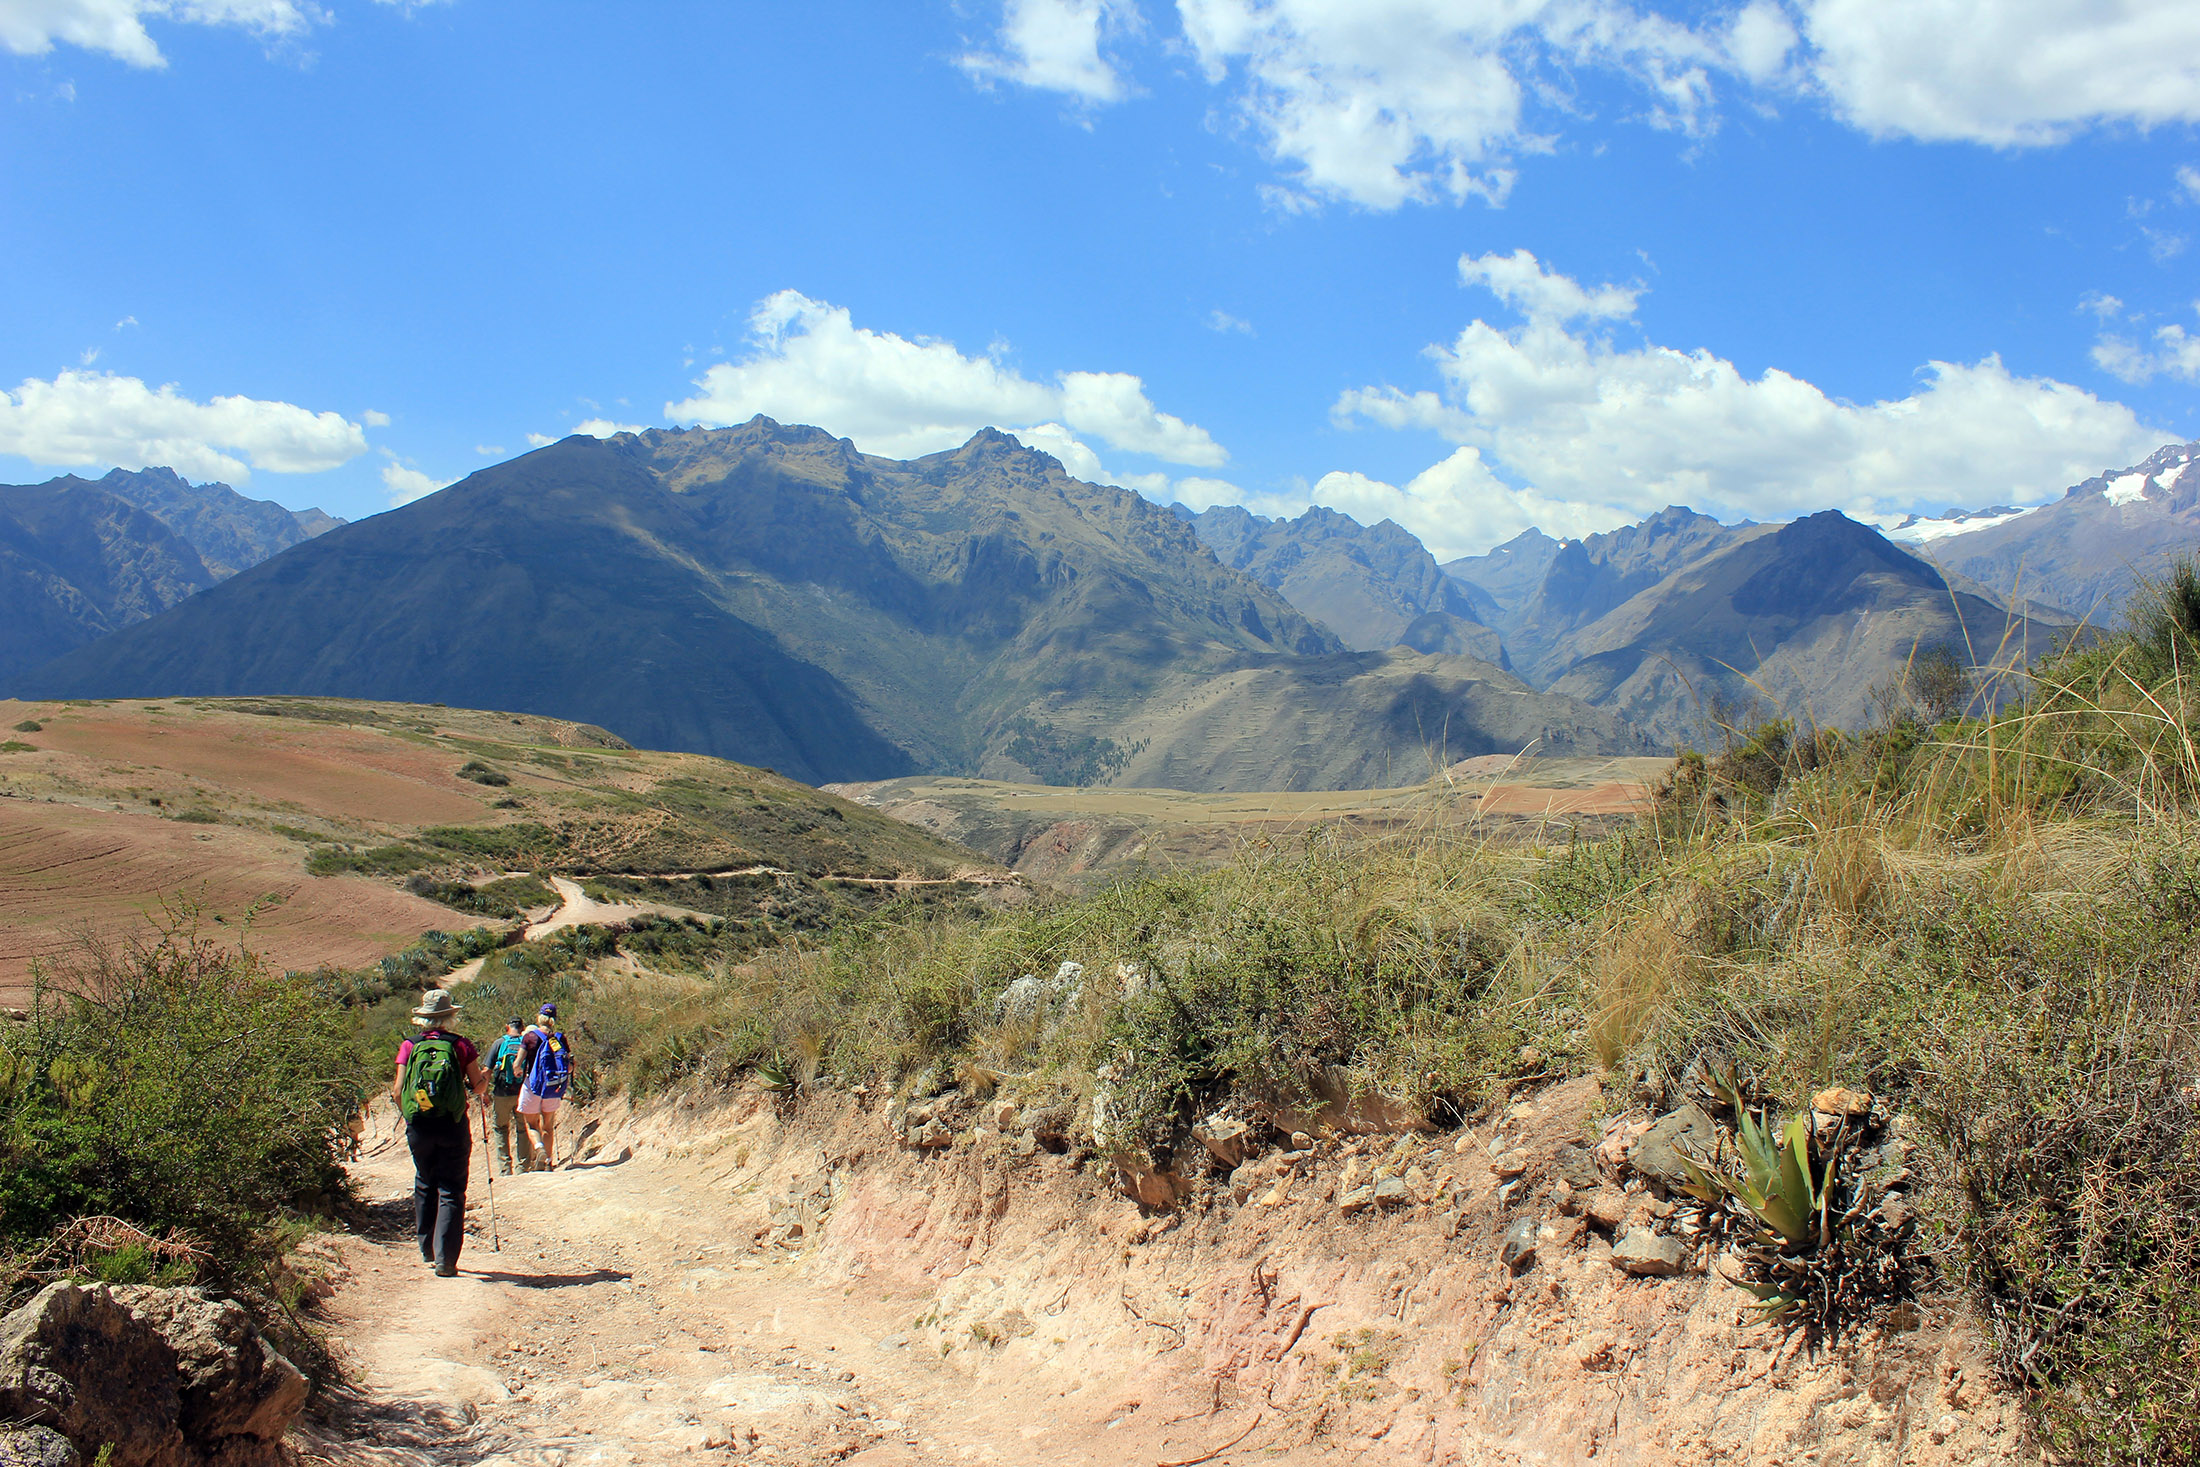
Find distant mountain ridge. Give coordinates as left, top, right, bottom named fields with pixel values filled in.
left=1893, top=440, right=2200, bottom=625
left=0, top=480, right=217, bottom=685
left=87, top=466, right=344, bottom=578
left=1543, top=510, right=2060, bottom=746
left=0, top=468, right=342, bottom=689
left=24, top=422, right=1650, bottom=789
left=1441, top=528, right=1559, bottom=620
left=1176, top=502, right=1506, bottom=665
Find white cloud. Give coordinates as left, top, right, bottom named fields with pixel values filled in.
left=0, top=369, right=367, bottom=483
left=2180, top=164, right=2200, bottom=204
left=1307, top=449, right=1628, bottom=561
left=113, top=315, right=137, bottom=331
left=666, top=290, right=1227, bottom=467
left=1331, top=249, right=2167, bottom=552
left=379, top=459, right=450, bottom=506
left=571, top=417, right=648, bottom=437
left=524, top=432, right=555, bottom=448
left=967, top=1, right=2200, bottom=208
left=1174, top=0, right=1729, bottom=209
left=1800, top=0, right=2200, bottom=145
left=2079, top=291, right=2125, bottom=321
left=362, top=408, right=391, bottom=427
left=1459, top=247, right=1639, bottom=322
left=0, top=0, right=316, bottom=68
left=1207, top=309, right=1254, bottom=335
left=2092, top=306, right=2200, bottom=384
left=960, top=0, right=1138, bottom=104
left=1722, top=1, right=1797, bottom=84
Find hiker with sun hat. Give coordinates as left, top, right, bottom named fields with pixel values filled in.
left=392, top=989, right=490, bottom=1277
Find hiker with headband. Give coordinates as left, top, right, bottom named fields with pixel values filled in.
left=393, top=989, right=491, bottom=1277
left=516, top=1002, right=574, bottom=1171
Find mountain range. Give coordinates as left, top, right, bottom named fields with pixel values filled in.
left=1176, top=502, right=1506, bottom=665
left=1887, top=440, right=2200, bottom=626
left=12, top=429, right=2193, bottom=784
left=15, top=422, right=1647, bottom=789
left=0, top=468, right=340, bottom=685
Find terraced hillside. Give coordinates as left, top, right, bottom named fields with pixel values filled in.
left=0, top=695, right=999, bottom=997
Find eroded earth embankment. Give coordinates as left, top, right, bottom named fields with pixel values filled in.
left=312, top=1078, right=2027, bottom=1466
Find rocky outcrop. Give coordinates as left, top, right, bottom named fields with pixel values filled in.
left=0, top=1282, right=304, bottom=1467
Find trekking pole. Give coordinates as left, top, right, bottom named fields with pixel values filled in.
left=478, top=1095, right=502, bottom=1252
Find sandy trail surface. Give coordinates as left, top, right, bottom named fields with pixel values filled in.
left=302, top=1076, right=2025, bottom=1467
left=308, top=1102, right=1227, bottom=1467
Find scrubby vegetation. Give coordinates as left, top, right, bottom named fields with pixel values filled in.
left=392, top=563, right=2196, bottom=1462
left=404, top=872, right=557, bottom=918
left=23, top=571, right=2200, bottom=1456
left=0, top=919, right=360, bottom=1335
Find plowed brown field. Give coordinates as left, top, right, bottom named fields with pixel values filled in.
left=0, top=801, right=464, bottom=998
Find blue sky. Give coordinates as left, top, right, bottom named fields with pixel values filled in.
left=2, top=0, right=2196, bottom=557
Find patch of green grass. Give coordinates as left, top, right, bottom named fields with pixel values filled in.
left=168, top=808, right=222, bottom=824
left=306, top=843, right=435, bottom=877
left=0, top=741, right=35, bottom=754
left=403, top=873, right=557, bottom=919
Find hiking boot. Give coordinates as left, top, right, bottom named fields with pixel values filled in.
left=434, top=1260, right=458, bottom=1278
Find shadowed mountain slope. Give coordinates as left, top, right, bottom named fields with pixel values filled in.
left=0, top=480, right=217, bottom=686
left=0, top=468, right=342, bottom=689
left=1179, top=502, right=1506, bottom=664
left=1545, top=511, right=2061, bottom=747
left=1502, top=508, right=1771, bottom=684
left=26, top=422, right=1649, bottom=788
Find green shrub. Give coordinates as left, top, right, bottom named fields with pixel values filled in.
left=11, top=720, right=40, bottom=733
left=456, top=760, right=511, bottom=787
left=404, top=873, right=557, bottom=918
left=306, top=843, right=433, bottom=877
left=0, top=741, right=35, bottom=754
left=0, top=923, right=361, bottom=1259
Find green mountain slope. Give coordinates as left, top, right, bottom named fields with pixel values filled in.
left=26, top=422, right=1649, bottom=788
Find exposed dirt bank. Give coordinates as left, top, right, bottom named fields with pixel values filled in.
left=308, top=1079, right=2026, bottom=1465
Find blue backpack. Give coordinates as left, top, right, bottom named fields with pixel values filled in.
left=528, top=1029, right=573, bottom=1100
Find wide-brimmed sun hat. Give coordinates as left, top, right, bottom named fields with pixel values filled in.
left=410, top=989, right=462, bottom=1026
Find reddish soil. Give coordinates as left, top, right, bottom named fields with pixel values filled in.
left=4, top=701, right=493, bottom=830
left=0, top=801, right=468, bottom=998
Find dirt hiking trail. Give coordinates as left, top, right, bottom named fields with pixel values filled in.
left=306, top=1082, right=2027, bottom=1466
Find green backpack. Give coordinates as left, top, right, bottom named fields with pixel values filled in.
left=399, top=1034, right=468, bottom=1122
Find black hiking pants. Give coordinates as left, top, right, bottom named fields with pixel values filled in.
left=407, top=1116, right=471, bottom=1268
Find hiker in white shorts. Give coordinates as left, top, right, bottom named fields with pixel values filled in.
left=516, top=1003, right=573, bottom=1170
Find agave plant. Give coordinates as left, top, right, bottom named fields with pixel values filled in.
left=1676, top=1060, right=1846, bottom=1318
